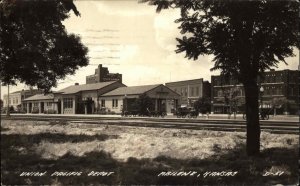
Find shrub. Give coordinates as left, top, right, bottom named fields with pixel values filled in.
left=31, top=107, right=39, bottom=114
left=44, top=109, right=57, bottom=114
left=107, top=111, right=116, bottom=115
left=96, top=110, right=107, bottom=115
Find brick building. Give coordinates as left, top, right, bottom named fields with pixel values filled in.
left=165, top=78, right=211, bottom=107
left=86, top=64, right=122, bottom=84
left=211, top=69, right=299, bottom=114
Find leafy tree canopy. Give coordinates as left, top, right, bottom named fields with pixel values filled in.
left=0, top=0, right=89, bottom=92
left=142, top=0, right=299, bottom=156
left=193, top=97, right=211, bottom=114
left=137, top=93, right=154, bottom=114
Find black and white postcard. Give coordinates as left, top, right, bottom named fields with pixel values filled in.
left=1, top=0, right=299, bottom=185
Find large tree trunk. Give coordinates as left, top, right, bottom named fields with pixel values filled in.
left=243, top=81, right=260, bottom=156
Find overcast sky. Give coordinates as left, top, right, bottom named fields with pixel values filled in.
left=1, top=0, right=299, bottom=98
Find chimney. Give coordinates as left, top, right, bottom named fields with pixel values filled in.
left=75, top=83, right=79, bottom=86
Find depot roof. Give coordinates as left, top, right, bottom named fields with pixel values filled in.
left=57, top=81, right=118, bottom=95
left=101, top=84, right=161, bottom=96
left=23, top=94, right=54, bottom=101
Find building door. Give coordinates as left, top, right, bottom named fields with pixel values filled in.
left=57, top=101, right=61, bottom=114
left=40, top=102, right=44, bottom=113
left=85, top=98, right=93, bottom=114
left=29, top=103, right=32, bottom=113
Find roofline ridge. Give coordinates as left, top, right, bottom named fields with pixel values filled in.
left=165, top=78, right=204, bottom=84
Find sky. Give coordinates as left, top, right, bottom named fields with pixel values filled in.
left=1, top=0, right=299, bottom=99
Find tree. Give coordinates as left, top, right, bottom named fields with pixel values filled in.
left=223, top=85, right=241, bottom=119
left=0, top=0, right=89, bottom=92
left=142, top=0, right=299, bottom=156
left=0, top=99, right=3, bottom=109
left=136, top=93, right=154, bottom=115
left=193, top=97, right=210, bottom=114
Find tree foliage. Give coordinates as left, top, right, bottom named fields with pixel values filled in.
left=193, top=97, right=210, bottom=114
left=142, top=0, right=299, bottom=81
left=136, top=93, right=154, bottom=115
left=142, top=0, right=299, bottom=156
left=0, top=0, right=89, bottom=92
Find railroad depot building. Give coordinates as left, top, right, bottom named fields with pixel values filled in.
left=22, top=82, right=180, bottom=114
left=23, top=94, right=56, bottom=114
left=211, top=69, right=299, bottom=114
left=100, top=84, right=181, bottom=114
left=23, top=81, right=125, bottom=114
left=165, top=78, right=211, bottom=107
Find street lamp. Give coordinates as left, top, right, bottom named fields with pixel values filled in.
left=259, top=86, right=264, bottom=111
left=124, top=94, right=127, bottom=112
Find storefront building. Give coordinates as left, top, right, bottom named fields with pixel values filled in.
left=211, top=69, right=299, bottom=114
left=165, top=78, right=211, bottom=107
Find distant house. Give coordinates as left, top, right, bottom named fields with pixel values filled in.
left=3, top=89, right=43, bottom=111
left=100, top=84, right=180, bottom=114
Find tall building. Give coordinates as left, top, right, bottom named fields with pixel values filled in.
left=211, top=69, right=299, bottom=114
left=165, top=78, right=211, bottom=107
left=86, top=64, right=122, bottom=84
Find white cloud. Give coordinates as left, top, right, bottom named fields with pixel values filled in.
left=119, top=45, right=139, bottom=61
left=154, top=10, right=180, bottom=51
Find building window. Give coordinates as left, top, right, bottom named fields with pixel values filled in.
left=191, top=87, right=194, bottom=97
left=265, top=87, right=269, bottom=95
left=101, top=100, right=105, bottom=107
left=63, top=98, right=73, bottom=108
left=181, top=88, right=183, bottom=96
left=47, top=102, right=52, bottom=107
left=185, top=88, right=187, bottom=96
left=275, top=75, right=282, bottom=82
left=290, top=88, right=294, bottom=96
left=112, top=99, right=118, bottom=108
left=276, top=87, right=282, bottom=95
left=218, top=90, right=223, bottom=97
left=196, top=87, right=199, bottom=96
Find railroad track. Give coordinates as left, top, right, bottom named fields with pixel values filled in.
left=1, top=115, right=299, bottom=134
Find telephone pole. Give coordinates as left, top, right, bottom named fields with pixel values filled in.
left=6, top=84, right=10, bottom=117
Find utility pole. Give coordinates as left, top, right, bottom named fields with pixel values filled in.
left=0, top=80, right=1, bottom=114
left=6, top=84, right=10, bottom=117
